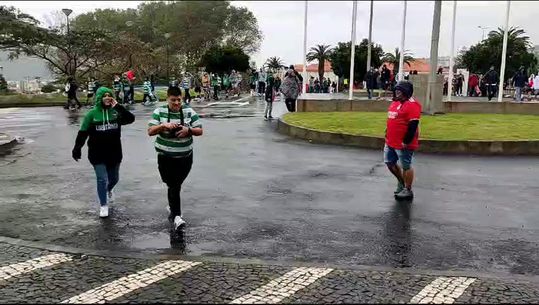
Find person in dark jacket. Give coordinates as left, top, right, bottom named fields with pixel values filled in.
left=64, top=77, right=81, bottom=109
left=512, top=66, right=528, bottom=102
left=365, top=67, right=379, bottom=99
left=72, top=87, right=135, bottom=218
left=380, top=65, right=391, bottom=90
left=483, top=66, right=499, bottom=101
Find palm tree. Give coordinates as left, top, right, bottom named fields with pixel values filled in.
left=382, top=48, right=415, bottom=74
left=487, top=27, right=531, bottom=48
left=306, top=44, right=333, bottom=82
left=264, top=57, right=285, bottom=72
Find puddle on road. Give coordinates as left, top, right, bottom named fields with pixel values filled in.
left=129, top=231, right=172, bottom=250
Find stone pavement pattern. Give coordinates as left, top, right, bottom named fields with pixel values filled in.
left=1, top=243, right=539, bottom=304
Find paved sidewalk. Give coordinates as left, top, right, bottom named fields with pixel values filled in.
left=1, top=241, right=538, bottom=304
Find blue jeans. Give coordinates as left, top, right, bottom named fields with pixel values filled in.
left=384, top=144, right=414, bottom=170
left=515, top=87, right=523, bottom=102
left=93, top=163, right=120, bottom=206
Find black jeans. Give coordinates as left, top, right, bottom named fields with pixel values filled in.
left=158, top=154, right=193, bottom=217
left=258, top=82, right=266, bottom=95
left=213, top=85, right=219, bottom=100
left=285, top=98, right=296, bottom=112
left=487, top=84, right=497, bottom=101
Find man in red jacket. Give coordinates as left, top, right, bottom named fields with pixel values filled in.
left=468, top=73, right=479, bottom=97
left=384, top=81, right=421, bottom=200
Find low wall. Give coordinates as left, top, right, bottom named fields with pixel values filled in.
left=277, top=119, right=539, bottom=156
left=297, top=99, right=539, bottom=115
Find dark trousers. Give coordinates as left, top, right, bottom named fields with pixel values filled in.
left=129, top=85, right=135, bottom=102
left=213, top=85, right=220, bottom=100
left=258, top=82, right=266, bottom=95
left=285, top=98, right=296, bottom=112
left=115, top=90, right=121, bottom=102
left=158, top=154, right=193, bottom=217
left=487, top=84, right=497, bottom=101
left=65, top=94, right=81, bottom=109
left=183, top=88, right=191, bottom=104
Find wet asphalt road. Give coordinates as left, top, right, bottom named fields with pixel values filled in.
left=1, top=98, right=539, bottom=278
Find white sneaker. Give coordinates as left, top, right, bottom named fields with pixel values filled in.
left=174, top=215, right=186, bottom=230
left=107, top=190, right=115, bottom=204
left=100, top=205, right=109, bottom=218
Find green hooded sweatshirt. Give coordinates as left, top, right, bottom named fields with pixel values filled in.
left=72, top=87, right=135, bottom=165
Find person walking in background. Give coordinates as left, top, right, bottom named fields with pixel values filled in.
left=64, top=77, right=81, bottom=109
left=113, top=74, right=122, bottom=102
left=384, top=81, right=421, bottom=200
left=181, top=72, right=192, bottom=105
left=72, top=87, right=135, bottom=218
left=222, top=72, right=231, bottom=99
left=455, top=73, right=464, bottom=96
left=274, top=76, right=282, bottom=101
left=381, top=64, right=390, bottom=91
left=86, top=77, right=97, bottom=105
left=249, top=69, right=258, bottom=97
left=126, top=69, right=136, bottom=104
left=468, top=73, right=479, bottom=97
left=533, top=72, right=539, bottom=100
left=211, top=73, right=220, bottom=100
left=147, top=86, right=203, bottom=231
left=281, top=68, right=300, bottom=112
left=511, top=66, right=528, bottom=103
left=258, top=68, right=267, bottom=97
left=483, top=66, right=499, bottom=101
left=264, top=73, right=275, bottom=121
left=365, top=67, right=378, bottom=100
left=142, top=77, right=152, bottom=105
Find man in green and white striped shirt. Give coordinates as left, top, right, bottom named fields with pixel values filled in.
left=147, top=86, right=203, bottom=230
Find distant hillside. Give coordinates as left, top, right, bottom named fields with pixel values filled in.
left=0, top=51, right=55, bottom=81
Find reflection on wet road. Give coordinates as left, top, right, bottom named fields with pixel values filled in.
left=2, top=98, right=539, bottom=277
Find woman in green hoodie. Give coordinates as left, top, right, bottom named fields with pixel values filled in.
left=72, top=87, right=135, bottom=218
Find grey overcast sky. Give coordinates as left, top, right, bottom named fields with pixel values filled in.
left=3, top=1, right=539, bottom=68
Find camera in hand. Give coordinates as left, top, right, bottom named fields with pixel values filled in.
left=162, top=124, right=183, bottom=138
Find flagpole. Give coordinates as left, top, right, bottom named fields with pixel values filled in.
left=497, top=0, right=511, bottom=102
left=447, top=1, right=457, bottom=101
left=348, top=0, right=358, bottom=101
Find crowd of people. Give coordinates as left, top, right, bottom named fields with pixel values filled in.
left=444, top=66, right=539, bottom=102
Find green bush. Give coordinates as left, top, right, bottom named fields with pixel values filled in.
left=41, top=83, right=57, bottom=93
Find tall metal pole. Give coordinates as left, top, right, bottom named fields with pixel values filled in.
left=366, top=0, right=374, bottom=72
left=447, top=1, right=457, bottom=101
left=497, top=1, right=511, bottom=103
left=348, top=0, right=358, bottom=101
left=302, top=1, right=308, bottom=95
left=398, top=1, right=407, bottom=81
left=425, top=0, right=442, bottom=113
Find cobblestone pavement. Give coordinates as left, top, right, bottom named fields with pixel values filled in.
left=1, top=242, right=538, bottom=304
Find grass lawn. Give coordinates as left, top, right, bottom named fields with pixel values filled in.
left=283, top=112, right=539, bottom=141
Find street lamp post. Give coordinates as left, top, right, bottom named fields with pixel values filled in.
left=477, top=26, right=490, bottom=41
left=164, top=33, right=172, bottom=82
left=62, top=8, right=73, bottom=78
left=302, top=1, right=308, bottom=95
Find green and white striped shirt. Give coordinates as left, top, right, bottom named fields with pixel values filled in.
left=148, top=105, right=202, bottom=157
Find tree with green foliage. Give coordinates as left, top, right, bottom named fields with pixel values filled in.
left=264, top=57, right=285, bottom=72
left=329, top=39, right=384, bottom=82
left=199, top=46, right=250, bottom=74
left=306, top=44, right=333, bottom=82
left=459, top=26, right=537, bottom=79
left=381, top=48, right=415, bottom=75
left=0, top=5, right=112, bottom=81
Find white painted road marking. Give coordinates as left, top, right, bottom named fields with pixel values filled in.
left=230, top=267, right=333, bottom=304
left=0, top=253, right=73, bottom=281
left=61, top=260, right=201, bottom=304
left=409, top=276, right=476, bottom=304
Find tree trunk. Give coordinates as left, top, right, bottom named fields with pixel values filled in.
left=318, top=60, right=324, bottom=84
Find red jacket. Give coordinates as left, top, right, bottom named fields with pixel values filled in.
left=468, top=74, right=479, bottom=88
